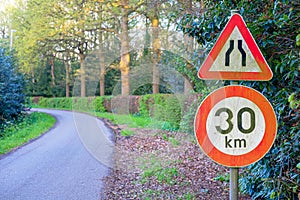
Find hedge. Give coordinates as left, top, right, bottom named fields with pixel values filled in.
left=31, top=94, right=202, bottom=132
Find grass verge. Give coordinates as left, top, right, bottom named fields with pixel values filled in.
left=31, top=104, right=179, bottom=131
left=0, top=112, right=56, bottom=155
left=95, top=112, right=178, bottom=131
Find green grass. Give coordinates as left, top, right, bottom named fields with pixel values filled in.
left=214, top=173, right=230, bottom=182
left=0, top=112, right=56, bottom=155
left=120, top=129, right=135, bottom=137
left=162, top=133, right=181, bottom=147
left=95, top=112, right=166, bottom=129
left=32, top=103, right=179, bottom=131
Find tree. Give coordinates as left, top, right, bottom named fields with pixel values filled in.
left=0, top=48, right=25, bottom=132
left=10, top=0, right=103, bottom=97
left=104, top=0, right=144, bottom=95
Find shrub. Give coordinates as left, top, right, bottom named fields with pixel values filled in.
left=111, top=95, right=140, bottom=114
left=140, top=94, right=183, bottom=130
left=139, top=94, right=153, bottom=116
left=72, top=97, right=93, bottom=111
left=164, top=96, right=182, bottom=129
left=179, top=94, right=205, bottom=134
left=93, top=96, right=106, bottom=112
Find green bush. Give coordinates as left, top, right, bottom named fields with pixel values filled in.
left=37, top=97, right=72, bottom=109
left=139, top=94, right=182, bottom=130
left=139, top=94, right=153, bottom=116
left=0, top=48, right=26, bottom=131
left=179, top=95, right=205, bottom=134
left=164, top=96, right=182, bottom=129
left=93, top=96, right=106, bottom=112
left=71, top=97, right=92, bottom=111
left=36, top=96, right=110, bottom=113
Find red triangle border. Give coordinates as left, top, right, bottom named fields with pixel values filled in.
left=198, top=14, right=273, bottom=81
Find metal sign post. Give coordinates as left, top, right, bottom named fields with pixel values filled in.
left=230, top=80, right=239, bottom=200
left=230, top=168, right=239, bottom=200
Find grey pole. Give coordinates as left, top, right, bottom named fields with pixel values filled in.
left=230, top=80, right=239, bottom=200
left=230, top=167, right=239, bottom=200
left=230, top=83, right=239, bottom=200
left=230, top=10, right=240, bottom=199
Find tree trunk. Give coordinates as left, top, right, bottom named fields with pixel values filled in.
left=183, top=0, right=195, bottom=94
left=120, top=0, right=130, bottom=96
left=151, top=12, right=160, bottom=94
left=80, top=54, right=86, bottom=97
left=99, top=62, right=105, bottom=96
left=184, top=35, right=195, bottom=94
left=31, top=70, right=35, bottom=95
left=99, top=32, right=105, bottom=96
left=50, top=58, right=55, bottom=87
left=65, top=59, right=70, bottom=97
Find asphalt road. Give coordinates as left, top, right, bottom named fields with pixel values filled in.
left=0, top=109, right=114, bottom=200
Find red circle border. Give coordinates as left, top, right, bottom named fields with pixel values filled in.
left=194, top=85, right=277, bottom=167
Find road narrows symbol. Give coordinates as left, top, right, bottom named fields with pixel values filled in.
left=225, top=40, right=247, bottom=67
left=225, top=40, right=234, bottom=66
left=238, top=40, right=246, bottom=66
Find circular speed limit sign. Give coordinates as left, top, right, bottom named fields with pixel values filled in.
left=194, top=85, right=277, bottom=167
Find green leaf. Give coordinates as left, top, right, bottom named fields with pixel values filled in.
left=297, top=163, right=300, bottom=169
left=296, top=34, right=300, bottom=46
left=288, top=93, right=295, bottom=102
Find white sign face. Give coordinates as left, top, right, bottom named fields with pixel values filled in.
left=209, top=27, right=261, bottom=73
left=206, top=97, right=265, bottom=155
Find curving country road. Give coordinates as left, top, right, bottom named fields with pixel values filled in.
left=0, top=109, right=114, bottom=200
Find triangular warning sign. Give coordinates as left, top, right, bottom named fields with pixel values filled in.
left=198, top=14, right=273, bottom=81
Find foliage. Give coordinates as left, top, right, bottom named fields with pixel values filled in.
left=93, top=96, right=106, bottom=112
left=0, top=112, right=55, bottom=154
left=139, top=94, right=182, bottom=130
left=160, top=50, right=204, bottom=93
left=0, top=48, right=26, bottom=131
left=38, top=97, right=73, bottom=110
left=179, top=1, right=300, bottom=199
left=25, top=59, right=77, bottom=97
left=214, top=173, right=230, bottom=183
left=139, top=94, right=153, bottom=116
left=162, top=133, right=180, bottom=147
left=33, top=92, right=202, bottom=132
left=179, top=94, right=207, bottom=134
left=120, top=129, right=135, bottom=137
left=72, top=97, right=94, bottom=111
left=140, top=155, right=179, bottom=186
left=33, top=94, right=193, bottom=131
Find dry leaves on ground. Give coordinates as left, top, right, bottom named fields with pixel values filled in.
left=101, top=120, right=251, bottom=200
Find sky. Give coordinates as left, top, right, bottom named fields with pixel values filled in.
left=0, top=0, right=16, bottom=11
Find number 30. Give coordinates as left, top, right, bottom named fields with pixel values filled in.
left=215, top=107, right=255, bottom=134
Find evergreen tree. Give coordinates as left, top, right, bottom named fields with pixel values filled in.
left=0, top=48, right=26, bottom=132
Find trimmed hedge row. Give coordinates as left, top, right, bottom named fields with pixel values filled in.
left=32, top=96, right=111, bottom=112
left=31, top=94, right=202, bottom=132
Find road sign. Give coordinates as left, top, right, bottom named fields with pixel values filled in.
left=198, top=14, right=273, bottom=81
left=194, top=85, right=277, bottom=167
